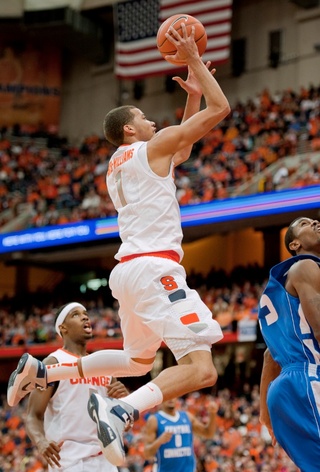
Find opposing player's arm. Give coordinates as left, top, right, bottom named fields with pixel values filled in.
left=26, top=356, right=62, bottom=469
left=259, top=349, right=280, bottom=446
left=143, top=415, right=172, bottom=460
left=287, top=259, right=320, bottom=341
left=189, top=400, right=218, bottom=439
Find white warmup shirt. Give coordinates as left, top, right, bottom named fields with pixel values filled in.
left=44, top=348, right=116, bottom=471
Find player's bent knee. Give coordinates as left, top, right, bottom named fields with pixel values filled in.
left=129, top=358, right=154, bottom=376
left=198, top=365, right=218, bottom=388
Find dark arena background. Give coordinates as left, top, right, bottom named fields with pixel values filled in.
left=0, top=0, right=319, bottom=470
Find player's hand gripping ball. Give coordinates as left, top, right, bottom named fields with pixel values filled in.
left=157, top=14, right=207, bottom=64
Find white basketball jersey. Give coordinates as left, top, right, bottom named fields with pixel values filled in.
left=106, top=141, right=184, bottom=261
left=44, top=348, right=115, bottom=470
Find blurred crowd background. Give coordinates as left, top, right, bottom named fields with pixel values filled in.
left=0, top=264, right=265, bottom=347
left=0, top=263, right=300, bottom=471
left=1, top=54, right=319, bottom=472
left=0, top=84, right=319, bottom=232
left=0, top=388, right=300, bottom=472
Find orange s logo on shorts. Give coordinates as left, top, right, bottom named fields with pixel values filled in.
left=160, top=275, right=178, bottom=291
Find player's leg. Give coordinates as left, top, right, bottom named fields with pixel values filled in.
left=152, top=349, right=217, bottom=399
left=7, top=347, right=156, bottom=407
left=87, top=257, right=223, bottom=465
left=268, top=368, right=320, bottom=472
left=87, top=395, right=139, bottom=467
left=7, top=353, right=47, bottom=407
left=7, top=259, right=161, bottom=407
left=104, top=255, right=222, bottom=406
left=87, top=349, right=215, bottom=466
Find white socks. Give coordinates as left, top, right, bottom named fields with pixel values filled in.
left=122, top=382, right=163, bottom=413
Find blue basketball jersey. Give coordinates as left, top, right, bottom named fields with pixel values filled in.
left=259, top=254, right=320, bottom=367
left=153, top=410, right=195, bottom=472
left=258, top=254, right=320, bottom=472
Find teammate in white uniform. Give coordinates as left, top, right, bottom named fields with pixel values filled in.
left=25, top=302, right=128, bottom=472
left=8, top=24, right=230, bottom=467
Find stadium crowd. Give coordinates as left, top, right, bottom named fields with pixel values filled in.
left=0, top=264, right=287, bottom=470
left=1, top=82, right=319, bottom=470
left=0, top=264, right=265, bottom=348
left=0, top=83, right=319, bottom=230
left=0, top=388, right=300, bottom=472
left=0, top=266, right=299, bottom=470
left=0, top=300, right=122, bottom=347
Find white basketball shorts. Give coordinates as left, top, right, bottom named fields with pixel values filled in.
left=109, top=255, right=223, bottom=360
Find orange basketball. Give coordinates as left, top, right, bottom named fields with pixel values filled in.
left=157, top=14, right=207, bottom=64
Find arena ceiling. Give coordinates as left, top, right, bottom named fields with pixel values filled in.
left=0, top=0, right=116, bottom=63
left=0, top=0, right=117, bottom=17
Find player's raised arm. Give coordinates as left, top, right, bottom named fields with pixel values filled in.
left=147, top=23, right=230, bottom=163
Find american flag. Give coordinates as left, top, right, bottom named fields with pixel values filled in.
left=114, top=0, right=233, bottom=79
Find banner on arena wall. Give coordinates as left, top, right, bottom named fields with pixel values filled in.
left=0, top=185, right=319, bottom=254
left=0, top=44, right=61, bottom=129
left=237, top=318, right=257, bottom=342
left=114, top=0, right=233, bottom=79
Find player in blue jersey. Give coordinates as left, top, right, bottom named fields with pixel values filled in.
left=143, top=397, right=218, bottom=472
left=258, top=216, right=320, bottom=472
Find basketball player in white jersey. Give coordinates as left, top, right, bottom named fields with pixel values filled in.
left=8, top=24, right=230, bottom=467
left=25, top=302, right=129, bottom=471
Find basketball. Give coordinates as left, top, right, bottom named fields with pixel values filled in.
left=157, top=14, right=207, bottom=64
